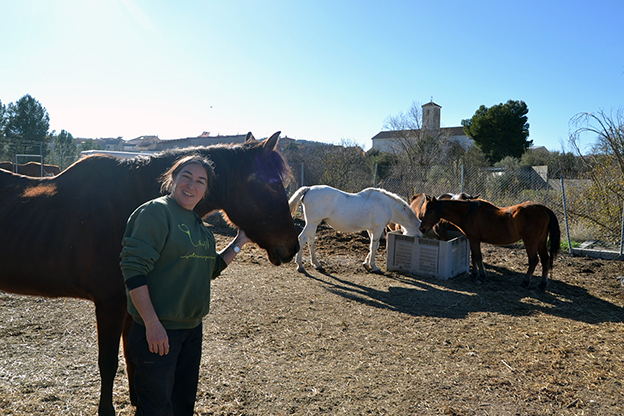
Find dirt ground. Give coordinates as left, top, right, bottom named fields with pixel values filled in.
left=1, top=216, right=623, bottom=415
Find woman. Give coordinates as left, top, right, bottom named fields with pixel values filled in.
left=120, top=154, right=250, bottom=415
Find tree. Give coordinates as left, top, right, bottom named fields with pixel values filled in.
left=5, top=94, right=50, bottom=158
left=77, top=139, right=103, bottom=152
left=567, top=108, right=624, bottom=240
left=381, top=101, right=461, bottom=198
left=383, top=101, right=453, bottom=166
left=0, top=100, right=8, bottom=160
left=462, top=100, right=531, bottom=163
left=319, top=139, right=371, bottom=192
left=49, top=129, right=78, bottom=169
left=365, top=148, right=397, bottom=184
left=520, top=148, right=585, bottom=179
left=570, top=108, right=624, bottom=179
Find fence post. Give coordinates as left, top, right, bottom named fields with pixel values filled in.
left=561, top=176, right=572, bottom=254
left=461, top=164, right=465, bottom=193
left=374, top=163, right=378, bottom=187
left=619, top=202, right=624, bottom=260
left=300, top=162, right=305, bottom=187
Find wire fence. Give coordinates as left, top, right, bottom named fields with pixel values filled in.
left=292, top=162, right=624, bottom=257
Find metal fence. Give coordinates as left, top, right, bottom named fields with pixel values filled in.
left=292, top=161, right=624, bottom=258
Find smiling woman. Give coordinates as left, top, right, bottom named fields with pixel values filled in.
left=160, top=155, right=213, bottom=210
left=120, top=153, right=252, bottom=415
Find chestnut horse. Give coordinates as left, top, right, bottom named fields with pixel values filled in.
left=0, top=132, right=300, bottom=416
left=418, top=197, right=560, bottom=290
left=410, top=192, right=478, bottom=240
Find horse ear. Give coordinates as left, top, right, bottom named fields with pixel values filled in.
left=262, top=131, right=281, bottom=152
left=245, top=132, right=258, bottom=143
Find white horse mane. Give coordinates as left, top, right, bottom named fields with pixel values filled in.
left=360, top=187, right=409, bottom=207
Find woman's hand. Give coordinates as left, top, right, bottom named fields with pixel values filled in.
left=219, top=229, right=252, bottom=265
left=235, top=229, right=252, bottom=247
left=128, top=285, right=170, bottom=355
left=145, top=320, right=170, bottom=356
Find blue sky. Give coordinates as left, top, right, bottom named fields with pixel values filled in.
left=1, top=0, right=622, bottom=152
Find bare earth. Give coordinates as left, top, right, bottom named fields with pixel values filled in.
left=1, top=217, right=623, bottom=415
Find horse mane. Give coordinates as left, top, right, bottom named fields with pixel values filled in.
left=365, top=187, right=410, bottom=207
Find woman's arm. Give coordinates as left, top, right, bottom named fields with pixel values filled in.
left=128, top=285, right=170, bottom=356
left=218, top=229, right=251, bottom=265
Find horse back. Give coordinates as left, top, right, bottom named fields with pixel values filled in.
left=0, top=157, right=156, bottom=298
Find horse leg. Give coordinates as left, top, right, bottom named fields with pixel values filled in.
left=469, top=240, right=486, bottom=283
left=308, top=235, right=323, bottom=271
left=536, top=241, right=550, bottom=291
left=94, top=296, right=128, bottom=416
left=295, top=234, right=306, bottom=273
left=295, top=224, right=312, bottom=273
left=121, top=312, right=137, bottom=406
left=521, top=243, right=541, bottom=289
left=296, top=222, right=322, bottom=272
left=364, top=230, right=382, bottom=272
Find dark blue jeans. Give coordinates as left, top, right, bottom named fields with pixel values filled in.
left=129, top=321, right=203, bottom=416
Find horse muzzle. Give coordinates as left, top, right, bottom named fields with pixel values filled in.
left=267, top=241, right=300, bottom=266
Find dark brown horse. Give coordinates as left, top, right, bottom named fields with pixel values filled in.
left=0, top=161, right=62, bottom=176
left=418, top=197, right=560, bottom=290
left=0, top=132, right=300, bottom=416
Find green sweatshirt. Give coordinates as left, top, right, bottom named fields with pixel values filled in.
left=120, top=195, right=227, bottom=329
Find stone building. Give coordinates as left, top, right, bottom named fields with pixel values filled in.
left=371, top=101, right=473, bottom=153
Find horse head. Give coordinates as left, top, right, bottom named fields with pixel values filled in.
left=195, top=132, right=300, bottom=266
left=418, top=195, right=442, bottom=235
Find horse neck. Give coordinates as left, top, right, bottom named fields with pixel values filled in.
left=193, top=146, right=241, bottom=216
left=389, top=198, right=417, bottom=226
left=438, top=200, right=471, bottom=226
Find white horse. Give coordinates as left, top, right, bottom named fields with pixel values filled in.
left=289, top=185, right=422, bottom=273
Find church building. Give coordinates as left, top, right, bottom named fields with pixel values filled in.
left=371, top=102, right=473, bottom=153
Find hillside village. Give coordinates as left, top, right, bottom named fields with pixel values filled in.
left=77, top=132, right=339, bottom=157
left=78, top=102, right=490, bottom=157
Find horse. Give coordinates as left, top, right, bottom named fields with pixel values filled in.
left=417, top=196, right=560, bottom=290
left=410, top=192, right=478, bottom=240
left=0, top=161, right=62, bottom=176
left=0, top=132, right=300, bottom=416
left=289, top=185, right=422, bottom=273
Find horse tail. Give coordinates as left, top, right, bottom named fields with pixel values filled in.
left=547, top=207, right=561, bottom=268
left=289, top=186, right=310, bottom=215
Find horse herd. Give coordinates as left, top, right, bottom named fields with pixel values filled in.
left=289, top=185, right=560, bottom=291
left=0, top=136, right=560, bottom=415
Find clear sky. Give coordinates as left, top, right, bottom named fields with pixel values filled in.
left=1, top=0, right=622, bottom=152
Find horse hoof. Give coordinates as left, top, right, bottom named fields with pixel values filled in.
left=296, top=266, right=306, bottom=273
left=520, top=280, right=530, bottom=288
left=538, top=282, right=547, bottom=291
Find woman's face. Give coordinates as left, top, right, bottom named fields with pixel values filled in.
left=171, top=162, right=209, bottom=210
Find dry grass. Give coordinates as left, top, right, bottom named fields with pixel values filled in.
left=1, top=220, right=623, bottom=415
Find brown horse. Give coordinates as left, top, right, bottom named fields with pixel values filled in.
left=0, top=132, right=300, bottom=416
left=0, top=161, right=62, bottom=176
left=418, top=197, right=560, bottom=290
left=410, top=192, right=478, bottom=240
